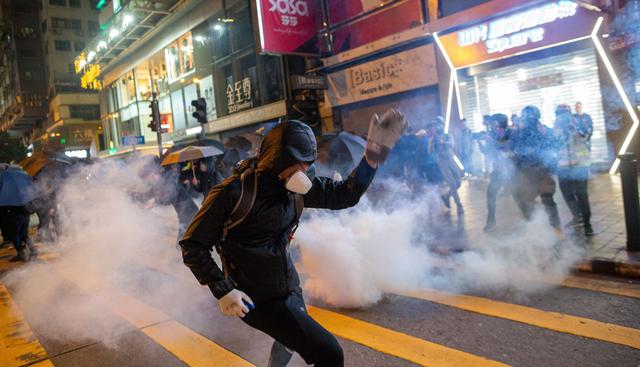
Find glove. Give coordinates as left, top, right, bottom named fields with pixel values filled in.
left=218, top=289, right=254, bottom=318
left=365, top=108, right=408, bottom=164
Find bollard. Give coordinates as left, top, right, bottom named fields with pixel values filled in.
left=618, top=153, right=640, bottom=252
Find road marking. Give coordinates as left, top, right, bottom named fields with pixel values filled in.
left=30, top=361, right=55, bottom=367
left=0, top=283, right=51, bottom=367
left=57, top=269, right=254, bottom=367
left=308, top=306, right=510, bottom=367
left=402, top=289, right=640, bottom=350
left=560, top=275, right=640, bottom=299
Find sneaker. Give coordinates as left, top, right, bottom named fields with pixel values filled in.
left=584, top=223, right=594, bottom=236
left=565, top=217, right=583, bottom=227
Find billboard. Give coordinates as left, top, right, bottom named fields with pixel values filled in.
left=253, top=0, right=322, bottom=55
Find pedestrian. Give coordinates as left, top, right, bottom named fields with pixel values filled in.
left=573, top=101, right=593, bottom=150
left=0, top=206, right=12, bottom=247
left=554, top=104, right=593, bottom=236
left=477, top=113, right=514, bottom=231
left=180, top=111, right=407, bottom=367
left=7, top=204, right=37, bottom=262
left=427, top=117, right=463, bottom=213
left=510, top=105, right=561, bottom=230
left=457, top=118, right=474, bottom=176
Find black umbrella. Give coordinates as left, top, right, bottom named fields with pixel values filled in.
left=0, top=165, right=36, bottom=206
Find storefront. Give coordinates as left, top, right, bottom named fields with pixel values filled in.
left=88, top=0, right=286, bottom=156
left=433, top=0, right=629, bottom=167
left=326, top=43, right=440, bottom=136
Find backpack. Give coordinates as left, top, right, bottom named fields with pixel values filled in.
left=216, top=159, right=304, bottom=276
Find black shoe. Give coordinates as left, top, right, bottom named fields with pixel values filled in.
left=9, top=254, right=27, bottom=262
left=441, top=195, right=451, bottom=209
left=584, top=223, right=594, bottom=236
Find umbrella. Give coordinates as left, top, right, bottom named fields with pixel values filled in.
left=161, top=145, right=224, bottom=166
left=20, top=151, right=74, bottom=177
left=334, top=131, right=366, bottom=165
left=0, top=165, right=36, bottom=206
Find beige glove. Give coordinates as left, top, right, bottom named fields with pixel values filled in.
left=365, top=108, right=408, bottom=164
left=218, top=289, right=254, bottom=317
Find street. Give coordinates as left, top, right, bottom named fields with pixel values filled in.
left=1, top=219, right=639, bottom=366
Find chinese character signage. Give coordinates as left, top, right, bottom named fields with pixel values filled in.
left=438, top=1, right=600, bottom=69
left=253, top=0, right=322, bottom=55
left=226, top=77, right=254, bottom=114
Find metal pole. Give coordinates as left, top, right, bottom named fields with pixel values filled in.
left=618, top=152, right=640, bottom=251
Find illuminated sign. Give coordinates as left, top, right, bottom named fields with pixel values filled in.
left=81, top=64, right=103, bottom=90
left=457, top=1, right=577, bottom=54
left=438, top=1, right=598, bottom=68
left=226, top=77, right=254, bottom=114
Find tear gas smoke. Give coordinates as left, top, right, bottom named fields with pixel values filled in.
left=2, top=157, right=206, bottom=347
left=293, top=178, right=583, bottom=309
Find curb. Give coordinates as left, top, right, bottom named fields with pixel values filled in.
left=573, top=259, right=640, bottom=278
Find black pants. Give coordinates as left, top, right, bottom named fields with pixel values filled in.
left=486, top=170, right=509, bottom=224
left=513, top=168, right=560, bottom=228
left=242, top=292, right=343, bottom=366
left=559, top=178, right=591, bottom=223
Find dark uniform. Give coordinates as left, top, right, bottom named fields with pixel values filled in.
left=180, top=121, right=376, bottom=366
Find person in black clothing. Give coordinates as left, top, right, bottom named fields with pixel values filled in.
left=7, top=205, right=37, bottom=262
left=180, top=111, right=407, bottom=367
left=511, top=105, right=561, bottom=229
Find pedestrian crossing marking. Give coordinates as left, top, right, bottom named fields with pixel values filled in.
left=308, top=306, right=510, bottom=367
left=0, top=283, right=51, bottom=367
left=402, top=289, right=640, bottom=349
left=57, top=269, right=255, bottom=367
left=560, top=275, right=640, bottom=299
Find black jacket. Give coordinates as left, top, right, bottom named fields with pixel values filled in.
left=180, top=121, right=376, bottom=303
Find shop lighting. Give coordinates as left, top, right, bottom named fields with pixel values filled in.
left=122, top=14, right=133, bottom=30
left=517, top=68, right=527, bottom=81
left=186, top=126, right=202, bottom=136
left=195, top=35, right=206, bottom=44
left=588, top=17, right=640, bottom=174
left=433, top=32, right=463, bottom=133
left=96, top=40, right=107, bottom=52
left=87, top=51, right=96, bottom=62
left=109, top=28, right=120, bottom=42
left=193, top=77, right=200, bottom=84
left=213, top=24, right=223, bottom=31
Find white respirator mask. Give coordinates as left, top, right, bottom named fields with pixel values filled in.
left=285, top=170, right=313, bottom=194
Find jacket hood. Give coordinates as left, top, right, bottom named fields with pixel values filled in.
left=257, top=120, right=317, bottom=174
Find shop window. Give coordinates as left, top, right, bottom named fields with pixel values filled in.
left=232, top=5, right=253, bottom=50
left=135, top=64, right=152, bottom=101
left=199, top=75, right=217, bottom=120
left=158, top=96, right=174, bottom=132
left=54, top=40, right=72, bottom=51
left=117, top=71, right=136, bottom=107
left=170, top=89, right=187, bottom=130
left=149, top=52, right=170, bottom=96
left=164, top=32, right=195, bottom=83
left=49, top=0, right=66, bottom=6
left=262, top=55, right=283, bottom=104
left=184, top=83, right=199, bottom=126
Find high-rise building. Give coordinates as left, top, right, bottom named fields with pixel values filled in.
left=31, top=0, right=102, bottom=157
left=0, top=0, right=48, bottom=141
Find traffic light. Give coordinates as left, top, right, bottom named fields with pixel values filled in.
left=191, top=98, right=207, bottom=124
left=148, top=99, right=159, bottom=132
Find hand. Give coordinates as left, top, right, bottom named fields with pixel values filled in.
left=218, top=289, right=254, bottom=317
left=365, top=108, right=408, bottom=165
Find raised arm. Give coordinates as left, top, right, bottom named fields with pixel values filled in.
left=303, top=158, right=376, bottom=209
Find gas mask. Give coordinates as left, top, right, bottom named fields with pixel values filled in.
left=284, top=164, right=315, bottom=195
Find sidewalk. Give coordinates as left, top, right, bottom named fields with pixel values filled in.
left=457, top=173, right=640, bottom=278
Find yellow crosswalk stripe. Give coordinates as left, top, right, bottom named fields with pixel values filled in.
left=560, top=275, right=640, bottom=299
left=402, top=289, right=640, bottom=349
left=57, top=269, right=254, bottom=367
left=308, top=306, right=510, bottom=367
left=30, top=361, right=55, bottom=367
left=0, top=283, right=52, bottom=367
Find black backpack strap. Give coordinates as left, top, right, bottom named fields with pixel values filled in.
left=288, top=194, right=304, bottom=241
left=221, top=165, right=258, bottom=242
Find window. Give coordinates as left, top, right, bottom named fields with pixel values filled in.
left=89, top=0, right=99, bottom=9
left=74, top=41, right=85, bottom=51
left=88, top=21, right=98, bottom=33
left=49, top=0, right=66, bottom=6
left=69, top=63, right=76, bottom=75
left=71, top=19, right=82, bottom=30
left=69, top=0, right=80, bottom=7
left=164, top=32, right=195, bottom=83
left=54, top=40, right=72, bottom=51
left=52, top=17, right=70, bottom=29
left=69, top=105, right=100, bottom=120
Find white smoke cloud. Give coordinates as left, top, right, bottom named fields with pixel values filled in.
left=293, top=181, right=583, bottom=308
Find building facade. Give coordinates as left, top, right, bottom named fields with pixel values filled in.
left=0, top=0, right=48, bottom=141
left=76, top=0, right=287, bottom=157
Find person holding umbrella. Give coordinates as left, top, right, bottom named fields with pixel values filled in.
left=0, top=164, right=38, bottom=261
left=180, top=110, right=407, bottom=367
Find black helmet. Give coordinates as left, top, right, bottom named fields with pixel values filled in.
left=520, top=105, right=541, bottom=126
left=490, top=113, right=509, bottom=129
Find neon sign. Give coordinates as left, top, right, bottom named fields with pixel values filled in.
left=457, top=1, right=578, bottom=54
